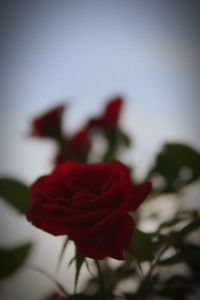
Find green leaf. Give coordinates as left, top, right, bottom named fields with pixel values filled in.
left=159, top=243, right=200, bottom=269
left=117, top=130, right=131, bottom=147
left=178, top=217, right=200, bottom=240
left=57, top=237, right=69, bottom=269
left=146, top=143, right=200, bottom=194
left=115, top=264, right=136, bottom=281
left=103, top=134, right=118, bottom=162
left=0, top=243, right=32, bottom=278
left=157, top=216, right=185, bottom=232
left=73, top=251, right=85, bottom=293
left=103, top=129, right=130, bottom=162
left=0, top=178, right=31, bottom=214
left=159, top=252, right=185, bottom=266
left=67, top=293, right=110, bottom=300
left=159, top=275, right=195, bottom=300
left=165, top=217, right=200, bottom=247
left=155, top=217, right=200, bottom=252
left=156, top=211, right=199, bottom=234
left=127, top=229, right=154, bottom=262
left=67, top=295, right=91, bottom=300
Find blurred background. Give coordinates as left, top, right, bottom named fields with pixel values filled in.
left=0, top=1, right=200, bottom=299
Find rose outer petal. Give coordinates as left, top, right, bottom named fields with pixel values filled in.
left=129, top=182, right=152, bottom=211
left=75, top=215, right=134, bottom=260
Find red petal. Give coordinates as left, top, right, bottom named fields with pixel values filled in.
left=102, top=97, right=123, bottom=128
left=75, top=215, right=134, bottom=260
left=129, top=182, right=152, bottom=211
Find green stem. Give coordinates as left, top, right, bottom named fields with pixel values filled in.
left=146, top=242, right=170, bottom=280
left=95, top=260, right=107, bottom=298
left=133, top=242, right=171, bottom=300
left=136, top=260, right=144, bottom=280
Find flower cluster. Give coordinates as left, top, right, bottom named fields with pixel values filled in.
left=1, top=95, right=200, bottom=300
left=27, top=97, right=151, bottom=260
left=30, top=96, right=130, bottom=165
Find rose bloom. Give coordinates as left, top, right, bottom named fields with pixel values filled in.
left=27, top=161, right=151, bottom=260
left=31, top=104, right=65, bottom=139
left=87, top=96, right=123, bottom=131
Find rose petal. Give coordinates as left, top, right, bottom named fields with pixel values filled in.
left=75, top=215, right=134, bottom=260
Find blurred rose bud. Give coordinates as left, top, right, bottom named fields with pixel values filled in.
left=55, top=128, right=91, bottom=165
left=30, top=104, right=65, bottom=140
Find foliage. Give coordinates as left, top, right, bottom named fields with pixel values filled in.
left=147, top=143, right=200, bottom=194
left=0, top=178, right=31, bottom=214
left=0, top=244, right=32, bottom=279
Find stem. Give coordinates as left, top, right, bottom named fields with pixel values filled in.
left=95, top=260, right=107, bottom=299
left=133, top=244, right=170, bottom=299
left=95, top=260, right=105, bottom=289
left=146, top=242, right=170, bottom=280
left=136, top=260, right=144, bottom=280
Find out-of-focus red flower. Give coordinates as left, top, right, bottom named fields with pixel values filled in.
left=55, top=128, right=91, bottom=165
left=31, top=104, right=65, bottom=139
left=27, top=161, right=151, bottom=260
left=87, top=96, right=123, bottom=131
left=44, top=292, right=64, bottom=300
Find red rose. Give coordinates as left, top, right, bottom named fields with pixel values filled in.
left=26, top=161, right=151, bottom=260
left=31, top=104, right=65, bottom=139
left=44, top=292, right=64, bottom=300
left=88, top=97, right=123, bottom=131
left=55, top=129, right=91, bottom=165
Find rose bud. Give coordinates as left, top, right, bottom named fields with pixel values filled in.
left=87, top=96, right=123, bottom=131
left=30, top=104, right=65, bottom=140
left=54, top=128, right=91, bottom=165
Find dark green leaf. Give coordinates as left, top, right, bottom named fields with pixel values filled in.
left=57, top=237, right=69, bottom=269
left=157, top=216, right=185, bottom=232
left=159, top=244, right=200, bottom=268
left=103, top=129, right=131, bottom=162
left=0, top=243, right=32, bottom=278
left=115, top=265, right=136, bottom=281
left=67, top=295, right=91, bottom=300
left=74, top=251, right=85, bottom=293
left=159, top=252, right=185, bottom=266
left=105, top=264, right=136, bottom=290
left=154, top=217, right=200, bottom=255
left=158, top=275, right=195, bottom=300
left=67, top=292, right=112, bottom=300
left=170, top=244, right=200, bottom=281
left=118, top=130, right=131, bottom=147
left=146, top=143, right=200, bottom=194
left=157, top=215, right=200, bottom=240
left=127, top=229, right=154, bottom=262
left=163, top=217, right=200, bottom=247
left=0, top=178, right=31, bottom=214
left=178, top=217, right=200, bottom=240
left=103, top=134, right=118, bottom=162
